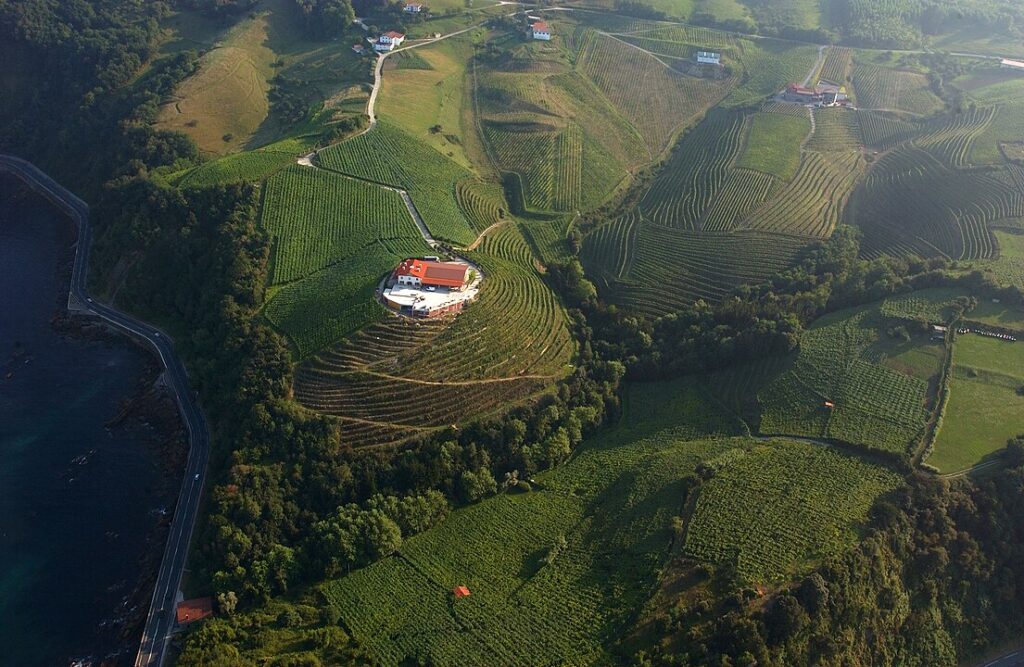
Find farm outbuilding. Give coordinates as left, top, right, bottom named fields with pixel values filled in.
left=696, top=51, right=721, bottom=65
left=530, top=22, right=552, bottom=40
left=1000, top=58, right=1024, bottom=71
left=453, top=585, right=471, bottom=598
left=393, top=258, right=469, bottom=290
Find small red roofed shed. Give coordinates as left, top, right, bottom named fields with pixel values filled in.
left=453, top=585, right=471, bottom=598
left=823, top=400, right=834, bottom=409
left=176, top=597, right=214, bottom=625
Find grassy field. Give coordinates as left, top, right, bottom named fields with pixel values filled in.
left=317, top=380, right=899, bottom=664
left=929, top=334, right=1024, bottom=472
left=735, top=112, right=808, bottom=181
left=967, top=298, right=1024, bottom=331
left=379, top=37, right=477, bottom=169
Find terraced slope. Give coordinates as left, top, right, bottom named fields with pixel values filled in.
left=851, top=65, right=944, bottom=115
left=852, top=144, right=1024, bottom=260
left=294, top=225, right=573, bottom=448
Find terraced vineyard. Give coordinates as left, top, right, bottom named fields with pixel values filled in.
left=852, top=144, right=1024, bottom=260
left=294, top=225, right=572, bottom=448
left=262, top=166, right=419, bottom=284
left=585, top=227, right=807, bottom=316
left=852, top=65, right=944, bottom=115
left=741, top=151, right=865, bottom=238
left=857, top=110, right=919, bottom=149
left=684, top=439, right=902, bottom=583
left=259, top=166, right=431, bottom=357
left=725, top=39, right=821, bottom=107
left=819, top=46, right=852, bottom=85
left=317, top=120, right=479, bottom=244
left=915, top=107, right=996, bottom=167
left=578, top=33, right=735, bottom=153
left=483, top=122, right=559, bottom=211
left=321, top=380, right=896, bottom=664
left=805, top=108, right=862, bottom=152
left=757, top=303, right=937, bottom=454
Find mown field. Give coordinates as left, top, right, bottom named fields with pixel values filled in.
left=929, top=333, right=1024, bottom=472
left=319, top=380, right=901, bottom=665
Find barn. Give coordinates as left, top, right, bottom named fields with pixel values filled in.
left=393, top=258, right=469, bottom=290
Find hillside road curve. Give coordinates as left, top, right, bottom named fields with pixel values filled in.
left=0, top=154, right=210, bottom=667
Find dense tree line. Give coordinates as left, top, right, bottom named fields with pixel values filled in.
left=289, top=0, right=355, bottom=40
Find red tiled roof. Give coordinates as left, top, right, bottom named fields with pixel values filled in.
left=384, top=31, right=405, bottom=39
left=394, top=259, right=468, bottom=288
left=176, top=598, right=214, bottom=625
left=532, top=22, right=550, bottom=31
left=453, top=585, right=471, bottom=598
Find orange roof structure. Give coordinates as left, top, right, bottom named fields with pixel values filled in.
left=176, top=597, right=213, bottom=625
left=394, top=258, right=469, bottom=288
left=453, top=585, right=471, bottom=598
left=823, top=400, right=834, bottom=408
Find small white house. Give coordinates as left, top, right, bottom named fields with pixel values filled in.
left=696, top=51, right=721, bottom=65
left=530, top=22, right=552, bottom=40
left=403, top=3, right=425, bottom=12
left=1001, top=58, right=1024, bottom=71
left=373, top=31, right=406, bottom=52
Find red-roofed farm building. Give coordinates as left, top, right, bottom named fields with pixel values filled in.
left=381, top=257, right=481, bottom=318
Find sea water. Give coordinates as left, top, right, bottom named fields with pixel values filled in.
left=0, top=177, right=176, bottom=665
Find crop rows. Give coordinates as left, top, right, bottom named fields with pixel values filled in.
left=879, top=288, right=964, bottom=322
left=853, top=145, right=1024, bottom=260
left=638, top=111, right=746, bottom=229
left=175, top=149, right=296, bottom=187
left=617, top=35, right=696, bottom=60
left=484, top=122, right=558, bottom=211
left=970, top=103, right=1024, bottom=165
left=614, top=228, right=806, bottom=315
left=852, top=65, right=943, bottom=115
left=760, top=100, right=813, bottom=117
left=726, top=40, right=821, bottom=106
left=805, top=108, right=862, bottom=152
left=857, top=110, right=918, bottom=149
left=580, top=211, right=639, bottom=282
left=819, top=46, right=852, bottom=85
left=520, top=217, right=573, bottom=266
left=318, top=120, right=477, bottom=244
left=701, top=168, right=780, bottom=232
left=742, top=151, right=865, bottom=238
left=553, top=123, right=583, bottom=211
left=626, top=24, right=737, bottom=50
left=758, top=304, right=930, bottom=453
left=684, top=440, right=902, bottom=583
left=579, top=33, right=733, bottom=152
left=914, top=107, right=995, bottom=167
left=455, top=180, right=506, bottom=233
left=261, top=165, right=418, bottom=284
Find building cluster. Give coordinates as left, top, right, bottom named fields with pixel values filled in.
left=782, top=82, right=851, bottom=107
left=380, top=257, right=480, bottom=318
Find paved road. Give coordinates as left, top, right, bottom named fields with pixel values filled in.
left=0, top=154, right=210, bottom=667
left=982, top=649, right=1024, bottom=667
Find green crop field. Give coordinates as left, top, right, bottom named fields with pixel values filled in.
left=851, top=144, right=1024, bottom=260
left=724, top=39, right=820, bottom=108
left=857, top=110, right=919, bottom=149
left=929, top=334, right=1024, bottom=472
left=982, top=228, right=1024, bottom=289
left=294, top=225, right=573, bottom=448
left=819, top=46, right=853, bottom=86
left=879, top=288, right=965, bottom=323
left=851, top=65, right=944, bottom=116
left=258, top=165, right=431, bottom=356
left=684, top=439, right=902, bottom=583
left=171, top=144, right=305, bottom=187
left=969, top=105, right=1024, bottom=165
left=757, top=301, right=942, bottom=454
left=317, top=120, right=480, bottom=245
left=736, top=112, right=809, bottom=181
left=805, top=107, right=862, bottom=152
left=319, top=380, right=900, bottom=665
left=967, top=298, right=1024, bottom=331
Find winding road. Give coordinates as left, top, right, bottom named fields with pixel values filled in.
left=0, top=154, right=210, bottom=667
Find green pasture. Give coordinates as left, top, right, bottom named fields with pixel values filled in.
left=736, top=112, right=808, bottom=181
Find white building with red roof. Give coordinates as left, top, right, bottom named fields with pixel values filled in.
left=373, top=31, right=406, bottom=51
left=530, top=22, right=552, bottom=40
left=382, top=258, right=480, bottom=318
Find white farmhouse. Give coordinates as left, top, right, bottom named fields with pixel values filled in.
left=373, top=31, right=406, bottom=52
left=403, top=3, right=425, bottom=12
left=530, top=21, right=552, bottom=40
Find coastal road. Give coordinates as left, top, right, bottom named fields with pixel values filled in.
left=0, top=154, right=210, bottom=667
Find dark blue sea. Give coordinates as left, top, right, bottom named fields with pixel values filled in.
left=0, top=177, right=180, bottom=666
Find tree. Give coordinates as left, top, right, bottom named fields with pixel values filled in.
left=460, top=469, right=497, bottom=502
left=216, top=591, right=238, bottom=615
left=362, top=510, right=402, bottom=560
